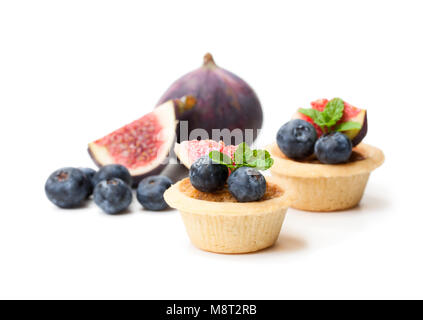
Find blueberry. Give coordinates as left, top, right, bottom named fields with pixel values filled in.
left=79, top=167, right=96, bottom=197
left=93, top=178, right=133, bottom=214
left=315, top=132, right=352, bottom=164
left=45, top=167, right=91, bottom=208
left=189, top=156, right=228, bottom=192
left=227, top=167, right=266, bottom=202
left=276, top=119, right=317, bottom=160
left=136, top=175, right=172, bottom=211
left=93, top=164, right=132, bottom=187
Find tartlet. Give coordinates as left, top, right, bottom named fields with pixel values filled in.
left=164, top=177, right=290, bottom=254
left=267, top=143, right=384, bottom=212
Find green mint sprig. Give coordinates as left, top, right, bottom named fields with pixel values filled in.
left=209, top=143, right=274, bottom=171
left=299, top=98, right=361, bottom=133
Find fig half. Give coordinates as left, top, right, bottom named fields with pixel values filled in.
left=88, top=97, right=195, bottom=186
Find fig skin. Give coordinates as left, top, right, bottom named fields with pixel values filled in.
left=351, top=113, right=368, bottom=146
left=157, top=53, right=263, bottom=144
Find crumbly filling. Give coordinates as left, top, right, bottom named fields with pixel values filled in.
left=179, top=178, right=283, bottom=202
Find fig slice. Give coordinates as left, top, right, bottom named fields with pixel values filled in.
left=88, top=99, right=184, bottom=186
left=293, top=99, right=368, bottom=146
left=174, top=139, right=237, bottom=169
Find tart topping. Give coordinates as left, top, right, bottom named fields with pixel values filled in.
left=294, top=97, right=367, bottom=146
left=188, top=143, right=274, bottom=202
left=299, top=98, right=350, bottom=133
left=277, top=98, right=368, bottom=164
left=174, top=139, right=236, bottom=168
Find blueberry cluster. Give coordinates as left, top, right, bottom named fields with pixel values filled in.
left=45, top=164, right=172, bottom=214
left=276, top=119, right=352, bottom=164
left=189, top=156, right=266, bottom=202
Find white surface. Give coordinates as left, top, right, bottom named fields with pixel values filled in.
left=0, top=0, right=422, bottom=299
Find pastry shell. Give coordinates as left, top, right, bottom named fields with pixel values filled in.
left=267, top=143, right=384, bottom=212
left=164, top=177, right=290, bottom=254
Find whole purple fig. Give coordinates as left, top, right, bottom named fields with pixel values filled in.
left=157, top=53, right=263, bottom=144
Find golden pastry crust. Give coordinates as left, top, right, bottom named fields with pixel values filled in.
left=266, top=143, right=385, bottom=212
left=164, top=177, right=290, bottom=253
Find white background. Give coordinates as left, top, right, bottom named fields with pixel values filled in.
left=0, top=0, right=422, bottom=299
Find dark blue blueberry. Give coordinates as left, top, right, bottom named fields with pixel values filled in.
left=93, top=164, right=132, bottom=187
left=93, top=178, right=133, bottom=214
left=189, top=156, right=228, bottom=192
left=276, top=119, right=317, bottom=160
left=136, top=175, right=172, bottom=211
left=315, top=132, right=352, bottom=164
left=227, top=167, right=266, bottom=202
left=79, top=167, right=97, bottom=197
left=45, top=167, right=91, bottom=208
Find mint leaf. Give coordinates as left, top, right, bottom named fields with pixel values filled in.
left=234, top=142, right=252, bottom=165
left=209, top=151, right=233, bottom=167
left=254, top=158, right=274, bottom=170
left=314, top=112, right=329, bottom=128
left=299, top=108, right=326, bottom=128
left=265, top=158, right=274, bottom=170
left=299, top=108, right=320, bottom=121
left=209, top=143, right=274, bottom=172
left=247, top=150, right=271, bottom=167
left=335, top=121, right=362, bottom=131
left=298, top=98, right=346, bottom=132
left=253, top=149, right=270, bottom=160
left=245, top=152, right=274, bottom=170
left=255, top=159, right=266, bottom=170
left=322, top=98, right=344, bottom=128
